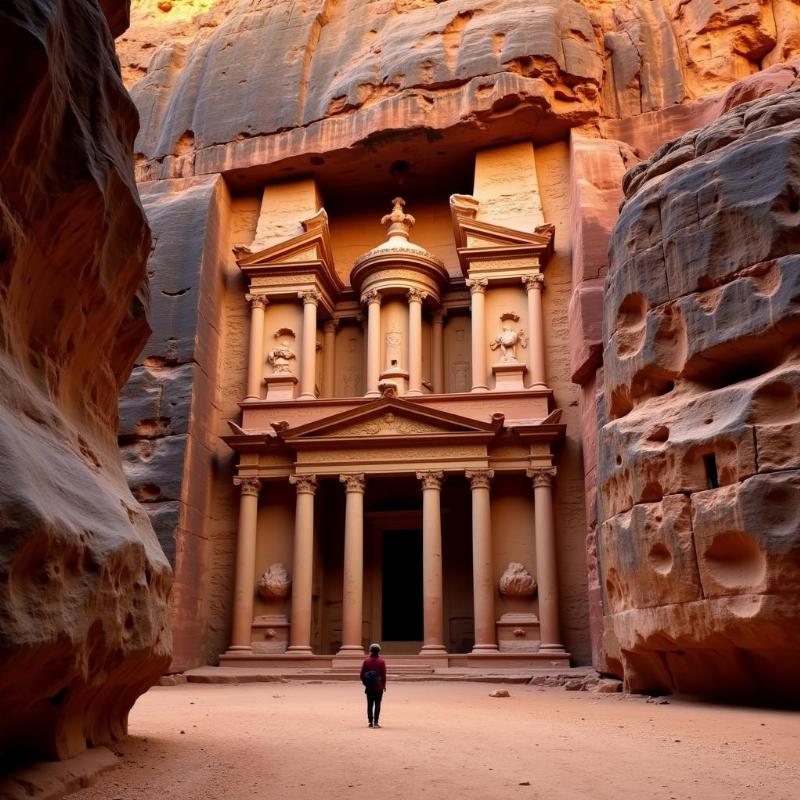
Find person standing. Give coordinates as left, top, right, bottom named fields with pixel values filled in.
left=360, top=642, right=387, bottom=728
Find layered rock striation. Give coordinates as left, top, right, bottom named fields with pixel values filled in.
left=0, top=0, right=171, bottom=762
left=598, top=89, right=800, bottom=699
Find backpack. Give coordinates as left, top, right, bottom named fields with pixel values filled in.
left=362, top=669, right=380, bottom=688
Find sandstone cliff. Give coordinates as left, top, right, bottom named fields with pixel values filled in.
left=599, top=89, right=800, bottom=699
left=0, top=0, right=171, bottom=762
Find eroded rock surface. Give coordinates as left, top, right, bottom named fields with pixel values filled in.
left=599, top=89, right=800, bottom=700
left=0, top=0, right=171, bottom=762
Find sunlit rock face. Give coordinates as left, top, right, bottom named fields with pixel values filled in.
left=599, top=89, right=800, bottom=700
left=0, top=0, right=171, bottom=762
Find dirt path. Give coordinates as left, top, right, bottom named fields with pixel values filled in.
left=71, top=682, right=800, bottom=800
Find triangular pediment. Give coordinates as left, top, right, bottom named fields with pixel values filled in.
left=236, top=214, right=332, bottom=269
left=282, top=398, right=496, bottom=441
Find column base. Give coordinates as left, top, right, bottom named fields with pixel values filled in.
left=286, top=645, right=314, bottom=654
left=406, top=388, right=423, bottom=397
left=538, top=643, right=567, bottom=654
left=470, top=385, right=489, bottom=393
left=419, top=644, right=447, bottom=656
left=364, top=391, right=380, bottom=398
left=297, top=393, right=317, bottom=401
left=226, top=645, right=253, bottom=653
left=243, top=395, right=262, bottom=401
left=471, top=644, right=499, bottom=654
left=527, top=381, right=548, bottom=390
left=336, top=645, right=365, bottom=657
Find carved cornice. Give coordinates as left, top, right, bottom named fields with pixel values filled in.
left=298, top=289, right=321, bottom=305
left=245, top=293, right=270, bottom=311
left=466, top=278, right=488, bottom=295
left=234, top=476, right=262, bottom=496
left=339, top=473, right=366, bottom=493
left=290, top=474, right=318, bottom=494
left=522, top=274, right=545, bottom=291
left=466, top=469, right=494, bottom=489
left=407, top=288, right=428, bottom=304
left=417, top=470, right=444, bottom=491
left=527, top=467, right=557, bottom=488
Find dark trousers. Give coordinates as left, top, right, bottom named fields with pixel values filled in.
left=366, top=690, right=383, bottom=724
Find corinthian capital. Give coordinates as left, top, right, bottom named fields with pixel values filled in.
left=417, top=470, right=443, bottom=491
left=245, top=293, right=269, bottom=311
left=466, top=469, right=494, bottom=490
left=360, top=288, right=382, bottom=306
left=234, top=476, right=262, bottom=496
left=339, top=473, right=366, bottom=493
left=407, top=288, right=428, bottom=304
left=521, top=274, right=544, bottom=291
left=290, top=474, right=318, bottom=494
left=527, top=466, right=557, bottom=488
left=298, top=289, right=321, bottom=305
left=466, top=278, right=488, bottom=295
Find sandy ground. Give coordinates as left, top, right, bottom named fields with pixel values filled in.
left=71, top=682, right=800, bottom=800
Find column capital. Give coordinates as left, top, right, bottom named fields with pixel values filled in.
left=466, top=469, right=494, bottom=489
left=407, top=288, right=428, bottom=304
left=527, top=466, right=557, bottom=488
left=432, top=308, right=448, bottom=325
left=245, top=293, right=269, bottom=311
left=339, top=473, right=366, bottom=493
left=323, top=318, right=339, bottom=334
left=298, top=289, right=321, bottom=305
left=360, top=288, right=382, bottom=306
left=522, top=274, right=545, bottom=291
left=466, top=278, right=488, bottom=295
left=234, top=476, right=262, bottom=496
left=290, top=474, right=318, bottom=494
left=417, top=470, right=444, bottom=491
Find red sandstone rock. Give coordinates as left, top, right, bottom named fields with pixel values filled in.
left=599, top=89, right=800, bottom=700
left=0, top=0, right=171, bottom=762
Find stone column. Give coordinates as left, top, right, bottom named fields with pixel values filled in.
left=466, top=279, right=489, bottom=392
left=362, top=289, right=382, bottom=397
left=245, top=294, right=269, bottom=400
left=407, top=288, right=427, bottom=396
left=288, top=474, right=318, bottom=653
left=431, top=309, right=446, bottom=394
left=528, top=467, right=564, bottom=652
left=417, top=470, right=446, bottom=655
left=522, top=274, right=547, bottom=388
left=297, top=290, right=320, bottom=400
left=230, top=477, right=262, bottom=650
left=338, top=473, right=366, bottom=655
left=466, top=469, right=497, bottom=652
left=322, top=319, right=338, bottom=398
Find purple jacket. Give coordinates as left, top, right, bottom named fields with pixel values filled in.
left=360, top=656, right=387, bottom=692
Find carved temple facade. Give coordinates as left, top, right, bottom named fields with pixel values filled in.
left=220, top=143, right=576, bottom=668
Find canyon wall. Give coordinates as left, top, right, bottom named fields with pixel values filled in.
left=119, top=0, right=800, bottom=684
left=0, top=0, right=171, bottom=762
left=599, top=89, right=800, bottom=699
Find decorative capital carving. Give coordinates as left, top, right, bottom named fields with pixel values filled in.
left=417, top=470, right=444, bottom=491
left=323, top=319, right=339, bottom=334
left=289, top=474, right=318, bottom=494
left=522, top=274, right=544, bottom=291
left=527, top=467, right=557, bottom=488
left=298, top=289, right=321, bottom=305
left=360, top=288, right=382, bottom=306
left=466, top=278, right=488, bottom=295
left=432, top=308, right=448, bottom=325
left=339, top=473, right=366, bottom=493
left=466, top=469, right=494, bottom=489
left=234, top=476, right=262, bottom=496
left=245, top=293, right=269, bottom=311
left=407, top=288, right=428, bottom=304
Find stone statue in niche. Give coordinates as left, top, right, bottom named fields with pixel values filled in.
left=385, top=326, right=402, bottom=370
left=257, top=563, right=291, bottom=600
left=499, top=561, right=537, bottom=597
left=490, top=312, right=527, bottom=363
left=267, top=328, right=296, bottom=374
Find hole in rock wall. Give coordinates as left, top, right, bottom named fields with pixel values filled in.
left=748, top=380, right=799, bottom=424
left=703, top=531, right=767, bottom=589
left=648, top=542, right=673, bottom=575
left=703, top=453, right=719, bottom=489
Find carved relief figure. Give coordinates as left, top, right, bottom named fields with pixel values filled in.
left=490, top=313, right=527, bottom=363
left=499, top=562, right=537, bottom=597
left=267, top=328, right=297, bottom=374
left=385, top=326, right=402, bottom=369
left=257, top=563, right=292, bottom=600
left=449, top=319, right=471, bottom=392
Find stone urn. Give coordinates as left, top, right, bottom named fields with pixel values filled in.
left=499, top=561, right=536, bottom=597
left=257, top=563, right=291, bottom=601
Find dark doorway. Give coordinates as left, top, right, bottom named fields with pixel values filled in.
left=382, top=529, right=423, bottom=641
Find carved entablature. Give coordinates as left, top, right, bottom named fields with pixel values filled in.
left=449, top=194, right=555, bottom=283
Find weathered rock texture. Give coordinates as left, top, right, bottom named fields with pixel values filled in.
left=598, top=89, right=800, bottom=700
left=0, top=0, right=171, bottom=763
